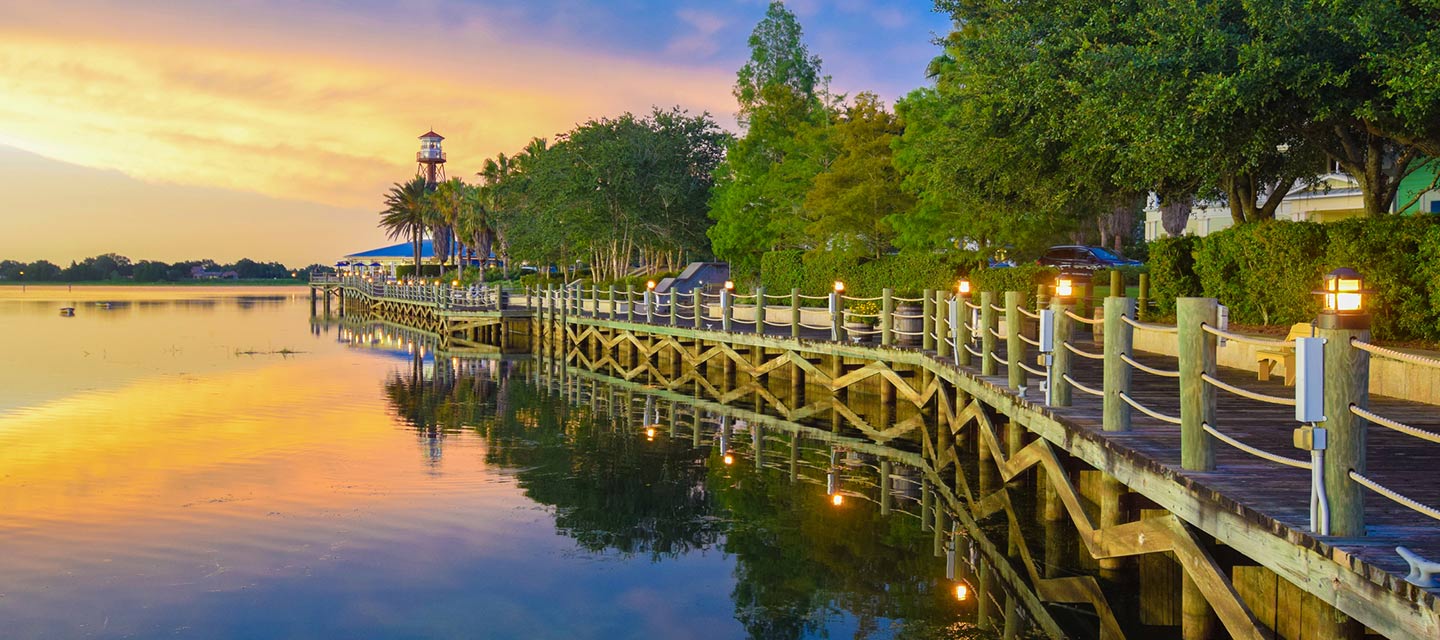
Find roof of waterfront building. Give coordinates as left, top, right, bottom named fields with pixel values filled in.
left=344, top=240, right=435, bottom=260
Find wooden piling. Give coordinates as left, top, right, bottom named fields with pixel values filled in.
left=1049, top=297, right=1073, bottom=407
left=1176, top=298, right=1218, bottom=471
left=1005, top=291, right=1026, bottom=390
left=1318, top=320, right=1371, bottom=538
left=881, top=288, right=895, bottom=347
left=980, top=291, right=998, bottom=376
left=1103, top=296, right=1135, bottom=432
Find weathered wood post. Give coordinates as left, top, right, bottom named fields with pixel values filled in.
left=1103, top=296, right=1136, bottom=432
left=1137, top=274, right=1151, bottom=322
left=922, top=289, right=936, bottom=351
left=1110, top=269, right=1123, bottom=298
left=754, top=286, right=766, bottom=335
left=881, top=288, right=895, bottom=347
left=956, top=289, right=972, bottom=367
left=1176, top=298, right=1218, bottom=471
left=693, top=289, right=703, bottom=329
left=1318, top=315, right=1370, bottom=538
left=830, top=289, right=844, bottom=342
left=607, top=285, right=617, bottom=321
left=1036, top=284, right=1049, bottom=309
left=1049, top=294, right=1073, bottom=407
left=980, top=291, right=998, bottom=376
left=626, top=283, right=635, bottom=323
left=1005, top=291, right=1026, bottom=390
left=936, top=290, right=952, bottom=360
left=879, top=460, right=892, bottom=516
left=721, top=286, right=733, bottom=332
left=790, top=288, right=801, bottom=339
left=669, top=290, right=678, bottom=326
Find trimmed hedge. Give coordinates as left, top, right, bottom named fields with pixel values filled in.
left=1149, top=218, right=1440, bottom=341
left=971, top=265, right=1058, bottom=307
left=1146, top=236, right=1201, bottom=317
left=760, top=250, right=984, bottom=300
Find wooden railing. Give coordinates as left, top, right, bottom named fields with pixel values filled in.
left=522, top=280, right=1440, bottom=550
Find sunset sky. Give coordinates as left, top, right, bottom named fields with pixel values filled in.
left=0, top=0, right=949, bottom=267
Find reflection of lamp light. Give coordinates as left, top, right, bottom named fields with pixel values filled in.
left=723, top=453, right=734, bottom=465
left=452, top=279, right=460, bottom=287
left=645, top=427, right=656, bottom=439
left=1054, top=276, right=1074, bottom=300
left=958, top=280, right=971, bottom=295
left=831, top=494, right=844, bottom=506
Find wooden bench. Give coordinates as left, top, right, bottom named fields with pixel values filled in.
left=1256, top=323, right=1313, bottom=386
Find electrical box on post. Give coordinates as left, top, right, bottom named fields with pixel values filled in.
left=1295, top=336, right=1326, bottom=422
left=1039, top=309, right=1055, bottom=353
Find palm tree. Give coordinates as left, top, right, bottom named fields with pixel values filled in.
left=456, top=183, right=495, bottom=281
left=429, top=178, right=469, bottom=279
left=379, top=177, right=431, bottom=275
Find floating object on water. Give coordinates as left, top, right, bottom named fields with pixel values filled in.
left=59, top=307, right=75, bottom=316
left=96, top=302, right=113, bottom=309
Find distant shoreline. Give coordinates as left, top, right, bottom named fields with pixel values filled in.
left=0, top=280, right=309, bottom=287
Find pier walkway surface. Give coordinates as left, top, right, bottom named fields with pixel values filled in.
left=314, top=276, right=1440, bottom=639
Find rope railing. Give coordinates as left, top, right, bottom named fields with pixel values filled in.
left=1121, top=315, right=1178, bottom=334
left=1063, top=341, right=1104, bottom=360
left=844, top=312, right=881, bottom=319
left=892, top=328, right=928, bottom=336
left=1119, top=391, right=1181, bottom=425
left=964, top=344, right=984, bottom=358
left=1120, top=353, right=1180, bottom=378
left=1202, top=423, right=1311, bottom=470
left=891, top=312, right=926, bottom=319
left=1063, top=310, right=1102, bottom=326
left=1200, top=323, right=1297, bottom=348
left=987, top=327, right=1005, bottom=340
left=840, top=295, right=884, bottom=302
left=1019, top=361, right=1046, bottom=377
left=1063, top=374, right=1103, bottom=398
left=1201, top=373, right=1296, bottom=406
left=762, top=318, right=793, bottom=327
left=762, top=293, right=792, bottom=299
left=988, top=303, right=1006, bottom=313
left=797, top=294, right=831, bottom=300
left=892, top=296, right=926, bottom=303
left=964, top=301, right=983, bottom=311
left=797, top=321, right=832, bottom=331
left=1349, top=471, right=1440, bottom=522
left=1018, top=333, right=1040, bottom=347
left=1350, top=405, right=1440, bottom=445
left=1016, top=307, right=1040, bottom=320
left=1350, top=339, right=1440, bottom=370
left=991, top=351, right=1010, bottom=366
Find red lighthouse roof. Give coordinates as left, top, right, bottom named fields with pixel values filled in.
left=419, top=130, right=444, bottom=140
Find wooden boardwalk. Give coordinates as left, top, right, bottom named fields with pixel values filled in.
left=318, top=277, right=1440, bottom=638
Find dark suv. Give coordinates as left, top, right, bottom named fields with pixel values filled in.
left=1037, top=245, right=1142, bottom=271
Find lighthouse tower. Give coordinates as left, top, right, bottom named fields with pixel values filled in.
left=417, top=130, right=446, bottom=189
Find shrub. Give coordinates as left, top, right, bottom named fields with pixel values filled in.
left=1146, top=235, right=1202, bottom=316
left=970, top=265, right=1058, bottom=307
left=759, top=250, right=982, bottom=301
left=1193, top=221, right=1327, bottom=325
left=1325, top=216, right=1440, bottom=341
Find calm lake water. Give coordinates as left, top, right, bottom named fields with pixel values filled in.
left=0, top=286, right=992, bottom=639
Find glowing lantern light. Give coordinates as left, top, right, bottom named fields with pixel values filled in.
left=723, top=280, right=734, bottom=291
left=1054, top=276, right=1074, bottom=299
left=954, top=583, right=970, bottom=601
left=646, top=280, right=656, bottom=291
left=833, top=281, right=845, bottom=293
left=958, top=280, right=971, bottom=295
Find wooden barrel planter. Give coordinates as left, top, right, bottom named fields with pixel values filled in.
left=844, top=314, right=873, bottom=344
left=895, top=302, right=923, bottom=347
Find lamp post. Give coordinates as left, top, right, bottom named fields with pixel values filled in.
left=646, top=280, right=656, bottom=324
left=1314, top=267, right=1372, bottom=537
left=830, top=281, right=846, bottom=342
left=721, top=280, right=734, bottom=332
left=1047, top=276, right=1075, bottom=407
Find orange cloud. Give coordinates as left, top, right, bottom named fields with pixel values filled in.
left=0, top=2, right=737, bottom=210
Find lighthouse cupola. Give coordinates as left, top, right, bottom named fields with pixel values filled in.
left=417, top=130, right=447, bottom=189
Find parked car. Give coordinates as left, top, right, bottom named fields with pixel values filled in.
left=1036, top=245, right=1142, bottom=272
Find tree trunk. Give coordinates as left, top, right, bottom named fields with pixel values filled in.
left=1160, top=197, right=1192, bottom=236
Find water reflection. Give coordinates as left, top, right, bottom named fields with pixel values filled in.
left=380, top=352, right=1015, bottom=639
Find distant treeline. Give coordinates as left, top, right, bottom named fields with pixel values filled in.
left=0, top=253, right=335, bottom=282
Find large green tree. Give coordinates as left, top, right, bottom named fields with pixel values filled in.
left=802, top=93, right=911, bottom=259
left=708, top=1, right=838, bottom=278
